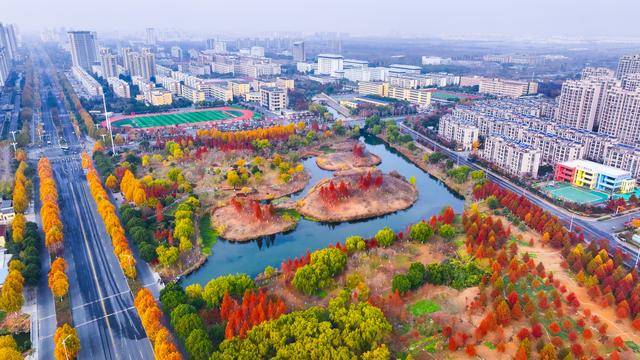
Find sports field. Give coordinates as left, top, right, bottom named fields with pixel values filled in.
left=542, top=182, right=609, bottom=205
left=110, top=107, right=258, bottom=129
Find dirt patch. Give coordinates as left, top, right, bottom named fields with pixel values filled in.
left=297, top=170, right=418, bottom=223
left=211, top=204, right=297, bottom=242
left=316, top=140, right=381, bottom=171
left=249, top=171, right=310, bottom=200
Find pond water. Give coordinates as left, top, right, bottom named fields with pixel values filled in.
left=182, top=134, right=465, bottom=286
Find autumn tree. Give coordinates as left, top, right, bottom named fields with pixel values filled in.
left=54, top=324, right=81, bottom=360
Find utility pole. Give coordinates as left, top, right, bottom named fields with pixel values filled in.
left=11, top=142, right=17, bottom=152
left=102, top=92, right=116, bottom=156
left=10, top=130, right=18, bottom=142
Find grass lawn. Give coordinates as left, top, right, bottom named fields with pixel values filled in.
left=408, top=299, right=441, bottom=316
left=113, top=108, right=255, bottom=129
left=199, top=214, right=218, bottom=256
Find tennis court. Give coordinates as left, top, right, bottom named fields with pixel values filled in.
left=542, top=182, right=609, bottom=205
left=110, top=107, right=257, bottom=129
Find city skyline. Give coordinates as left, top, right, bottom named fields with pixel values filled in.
left=4, top=0, right=640, bottom=40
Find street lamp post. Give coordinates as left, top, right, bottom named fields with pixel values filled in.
left=61, top=333, right=72, bottom=360
left=102, top=92, right=116, bottom=156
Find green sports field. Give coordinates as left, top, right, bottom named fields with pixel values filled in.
left=542, top=182, right=609, bottom=205
left=111, top=108, right=259, bottom=129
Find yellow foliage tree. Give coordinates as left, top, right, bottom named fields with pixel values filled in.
left=54, top=324, right=81, bottom=360
left=11, top=214, right=26, bottom=243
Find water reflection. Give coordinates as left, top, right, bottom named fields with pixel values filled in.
left=182, top=134, right=465, bottom=286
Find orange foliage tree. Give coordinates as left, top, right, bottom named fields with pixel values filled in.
left=82, top=152, right=137, bottom=279
left=134, top=288, right=182, bottom=359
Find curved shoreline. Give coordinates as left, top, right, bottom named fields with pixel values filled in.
left=297, top=172, right=418, bottom=223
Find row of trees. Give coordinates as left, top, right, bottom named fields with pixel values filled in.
left=11, top=161, right=31, bottom=215
left=48, top=257, right=69, bottom=299
left=195, top=124, right=299, bottom=152
left=6, top=222, right=43, bottom=285
left=220, top=290, right=287, bottom=339
left=38, top=157, right=64, bottom=253
left=82, top=152, right=137, bottom=278
left=134, top=288, right=182, bottom=359
left=57, top=64, right=97, bottom=138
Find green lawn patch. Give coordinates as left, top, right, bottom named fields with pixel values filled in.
left=199, top=214, right=218, bottom=256
left=409, top=299, right=440, bottom=316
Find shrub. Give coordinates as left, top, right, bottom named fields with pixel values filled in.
left=345, top=235, right=366, bottom=253
left=392, top=274, right=411, bottom=294
left=375, top=227, right=396, bottom=247
left=410, top=222, right=434, bottom=243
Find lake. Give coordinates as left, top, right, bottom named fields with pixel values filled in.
left=182, top=134, right=465, bottom=286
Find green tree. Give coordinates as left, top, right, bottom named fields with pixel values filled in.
left=202, top=274, right=255, bottom=307
left=406, top=262, right=426, bottom=289
left=391, top=274, right=411, bottom=294
left=438, top=224, right=456, bottom=239
left=185, top=329, right=213, bottom=360
left=345, top=235, right=366, bottom=253
left=410, top=222, right=434, bottom=243
left=175, top=313, right=204, bottom=340
left=375, top=227, right=396, bottom=247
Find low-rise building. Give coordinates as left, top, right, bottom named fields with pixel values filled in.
left=604, top=144, right=640, bottom=181
left=555, top=159, right=636, bottom=194
left=358, top=81, right=388, bottom=97
left=200, top=81, right=233, bottom=102
left=181, top=85, right=206, bottom=103
left=147, top=89, right=173, bottom=106
left=387, top=86, right=432, bottom=107
left=276, top=77, right=295, bottom=90
left=244, top=92, right=262, bottom=102
left=479, top=77, right=538, bottom=98
left=229, top=80, right=251, bottom=97
left=260, top=87, right=287, bottom=112
left=482, top=135, right=542, bottom=178
left=438, top=115, right=479, bottom=151
left=0, top=199, right=14, bottom=225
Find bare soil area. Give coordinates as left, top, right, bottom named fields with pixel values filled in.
left=211, top=205, right=297, bottom=242
left=297, top=171, right=418, bottom=222
left=316, top=140, right=381, bottom=171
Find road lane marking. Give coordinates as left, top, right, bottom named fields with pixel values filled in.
left=67, top=180, right=119, bottom=358
left=71, top=290, right=133, bottom=311
left=73, top=306, right=136, bottom=329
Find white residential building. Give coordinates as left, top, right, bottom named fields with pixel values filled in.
left=107, top=77, right=131, bottom=98
left=71, top=66, right=103, bottom=97
left=438, top=115, right=479, bottom=151
left=260, top=87, right=287, bottom=112
left=482, top=135, right=542, bottom=178
left=317, top=54, right=343, bottom=75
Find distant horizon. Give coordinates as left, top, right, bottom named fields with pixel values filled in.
left=4, top=0, right=640, bottom=40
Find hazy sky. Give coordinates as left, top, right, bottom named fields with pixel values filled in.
left=4, top=0, right=640, bottom=39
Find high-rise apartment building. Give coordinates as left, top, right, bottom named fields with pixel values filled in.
left=126, top=48, right=156, bottom=80
left=0, top=47, right=10, bottom=87
left=317, top=54, right=343, bottom=75
left=146, top=27, right=157, bottom=45
left=616, top=54, right=640, bottom=80
left=99, top=49, right=118, bottom=79
left=554, top=77, right=612, bottom=130
left=68, top=31, right=98, bottom=70
left=0, top=23, right=18, bottom=60
left=597, top=85, right=640, bottom=146
left=292, top=41, right=305, bottom=62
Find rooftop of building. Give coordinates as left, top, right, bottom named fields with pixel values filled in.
left=389, top=64, right=422, bottom=70
left=317, top=53, right=343, bottom=59
left=558, top=159, right=631, bottom=177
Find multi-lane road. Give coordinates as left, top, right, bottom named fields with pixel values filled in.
left=30, top=48, right=156, bottom=359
